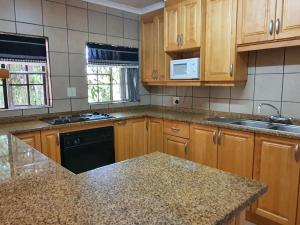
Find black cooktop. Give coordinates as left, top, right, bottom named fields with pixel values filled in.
left=41, top=113, right=115, bottom=125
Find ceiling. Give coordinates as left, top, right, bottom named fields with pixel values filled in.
left=110, top=0, right=163, bottom=9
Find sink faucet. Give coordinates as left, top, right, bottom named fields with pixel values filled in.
left=258, top=103, right=293, bottom=124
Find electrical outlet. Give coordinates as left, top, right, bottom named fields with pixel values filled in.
left=173, top=97, right=180, bottom=105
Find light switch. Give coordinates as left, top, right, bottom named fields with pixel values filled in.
left=67, top=87, right=77, bottom=97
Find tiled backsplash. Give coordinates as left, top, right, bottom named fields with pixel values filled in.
left=0, top=0, right=150, bottom=118
left=150, top=47, right=300, bottom=119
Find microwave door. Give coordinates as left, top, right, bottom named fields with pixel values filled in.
left=173, top=63, right=187, bottom=79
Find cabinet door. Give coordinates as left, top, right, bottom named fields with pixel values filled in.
left=217, top=129, right=254, bottom=178
left=181, top=0, right=201, bottom=49
left=114, top=121, right=130, bottom=162
left=205, top=0, right=237, bottom=81
left=252, top=135, right=300, bottom=225
left=190, top=125, right=218, bottom=168
left=41, top=129, right=61, bottom=163
left=129, top=118, right=148, bottom=158
left=164, top=135, right=189, bottom=159
left=164, top=3, right=181, bottom=51
left=237, top=0, right=276, bottom=44
left=15, top=131, right=42, bottom=152
left=148, top=118, right=164, bottom=153
left=141, top=17, right=155, bottom=82
left=153, top=14, right=165, bottom=80
left=275, top=0, right=300, bottom=39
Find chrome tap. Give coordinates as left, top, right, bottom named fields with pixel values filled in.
left=258, top=103, right=293, bottom=124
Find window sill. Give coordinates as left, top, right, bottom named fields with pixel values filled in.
left=89, top=100, right=140, bottom=105
left=0, top=105, right=51, bottom=112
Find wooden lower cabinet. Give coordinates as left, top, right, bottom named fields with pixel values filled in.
left=114, top=120, right=130, bottom=162
left=15, top=131, right=42, bottom=152
left=217, top=128, right=254, bottom=179
left=164, top=134, right=189, bottom=159
left=248, top=135, right=300, bottom=225
left=148, top=118, right=164, bottom=153
left=41, top=129, right=61, bottom=163
left=190, top=124, right=218, bottom=168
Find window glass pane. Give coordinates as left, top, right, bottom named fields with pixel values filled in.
left=29, top=74, right=43, bottom=84
left=11, top=86, right=28, bottom=106
left=98, top=75, right=110, bottom=84
left=9, top=74, right=27, bottom=84
left=98, top=85, right=110, bottom=102
left=0, top=86, right=4, bottom=108
left=87, top=65, right=98, bottom=74
left=112, top=84, right=121, bottom=101
left=9, top=64, right=26, bottom=73
left=29, top=85, right=45, bottom=105
left=87, top=75, right=98, bottom=85
left=112, top=68, right=121, bottom=84
left=88, top=85, right=99, bottom=103
left=27, top=64, right=43, bottom=73
left=99, top=66, right=111, bottom=74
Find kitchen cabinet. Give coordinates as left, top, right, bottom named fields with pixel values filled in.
left=217, top=128, right=254, bottom=179
left=250, top=135, right=300, bottom=225
left=129, top=118, right=148, bottom=158
left=141, top=9, right=165, bottom=83
left=204, top=0, right=248, bottom=84
left=190, top=124, right=218, bottom=168
left=237, top=0, right=300, bottom=51
left=114, top=120, right=130, bottom=162
left=148, top=118, right=164, bottom=153
left=164, top=134, right=189, bottom=159
left=164, top=0, right=201, bottom=51
left=15, top=131, right=42, bottom=152
left=41, top=129, right=61, bottom=163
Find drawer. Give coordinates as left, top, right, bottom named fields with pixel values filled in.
left=164, top=120, right=190, bottom=139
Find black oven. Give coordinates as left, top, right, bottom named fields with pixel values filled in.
left=60, top=127, right=115, bottom=174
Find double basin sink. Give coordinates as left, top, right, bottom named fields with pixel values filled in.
left=207, top=117, right=300, bottom=134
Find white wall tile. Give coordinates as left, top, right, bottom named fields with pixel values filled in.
left=177, top=87, right=192, bottom=97
left=123, top=12, right=139, bottom=20
left=107, top=36, right=123, bottom=46
left=66, top=0, right=87, bottom=8
left=151, top=87, right=163, bottom=95
left=162, top=95, right=174, bottom=107
left=67, top=6, right=88, bottom=32
left=248, top=51, right=256, bottom=75
left=0, top=20, right=16, bottom=33
left=51, top=76, right=69, bottom=99
left=281, top=102, right=300, bottom=118
left=210, top=98, right=230, bottom=112
left=107, top=7, right=123, bottom=17
left=285, top=46, right=300, bottom=74
left=0, top=110, right=22, bottom=118
left=69, top=54, right=86, bottom=76
left=193, top=97, right=209, bottom=110
left=150, top=95, right=162, bottom=106
left=43, top=0, right=67, bottom=28
left=140, top=95, right=150, bottom=105
left=88, top=33, right=106, bottom=43
left=44, top=27, right=68, bottom=52
left=192, top=87, right=210, bottom=98
left=88, top=11, right=106, bottom=34
left=254, top=74, right=283, bottom=101
left=282, top=73, right=300, bottom=102
left=67, top=30, right=88, bottom=53
left=50, top=99, right=71, bottom=113
left=210, top=87, right=230, bottom=99
left=230, top=100, right=253, bottom=114
left=256, top=48, right=284, bottom=74
left=17, top=23, right=43, bottom=36
left=0, top=0, right=15, bottom=21
left=90, top=103, right=108, bottom=110
left=124, top=19, right=138, bottom=40
left=88, top=3, right=106, bottom=13
left=71, top=98, right=89, bottom=111
left=22, top=108, right=48, bottom=116
left=123, top=38, right=138, bottom=48
left=253, top=101, right=281, bottom=116
left=231, top=76, right=254, bottom=100
left=163, top=87, right=176, bottom=96
left=107, top=15, right=123, bottom=37
left=16, top=0, right=43, bottom=24
left=49, top=52, right=69, bottom=76
left=70, top=76, right=88, bottom=98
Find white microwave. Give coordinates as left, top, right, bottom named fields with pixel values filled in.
left=170, top=58, right=200, bottom=80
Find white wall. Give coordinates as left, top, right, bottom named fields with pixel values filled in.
left=0, top=0, right=150, bottom=117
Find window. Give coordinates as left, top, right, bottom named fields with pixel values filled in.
left=0, top=34, right=50, bottom=110
left=86, top=43, right=140, bottom=104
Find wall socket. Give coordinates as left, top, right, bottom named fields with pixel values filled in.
left=173, top=97, right=180, bottom=105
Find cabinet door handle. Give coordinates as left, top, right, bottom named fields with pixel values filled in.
left=116, top=121, right=127, bottom=126
left=269, top=20, right=274, bottom=35
left=146, top=120, right=149, bottom=131
left=275, top=19, right=280, bottom=35
left=230, top=64, right=233, bottom=77
left=177, top=34, right=180, bottom=46
left=171, top=127, right=180, bottom=132
left=56, top=133, right=60, bottom=146
left=217, top=131, right=222, bottom=145
left=184, top=142, right=188, bottom=154
left=295, top=144, right=300, bottom=162
left=180, top=34, right=183, bottom=46
left=213, top=131, right=217, bottom=144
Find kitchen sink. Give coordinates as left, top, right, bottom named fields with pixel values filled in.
left=231, top=120, right=275, bottom=129
left=269, top=125, right=300, bottom=134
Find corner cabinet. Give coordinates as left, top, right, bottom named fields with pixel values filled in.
left=148, top=118, right=164, bottom=153
left=15, top=131, right=42, bottom=152
left=141, top=9, right=165, bottom=84
left=237, top=0, right=300, bottom=51
left=204, top=0, right=248, bottom=85
left=250, top=135, right=300, bottom=225
left=41, top=129, right=61, bottom=163
left=164, top=0, right=201, bottom=51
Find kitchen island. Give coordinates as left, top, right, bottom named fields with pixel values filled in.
left=0, top=131, right=266, bottom=225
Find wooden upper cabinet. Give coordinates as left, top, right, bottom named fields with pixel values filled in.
left=15, top=131, right=42, bottom=152
left=190, top=125, right=218, bottom=168
left=181, top=0, right=201, bottom=49
left=129, top=118, right=148, bottom=158
left=164, top=134, right=189, bottom=159
left=237, top=0, right=276, bottom=44
left=41, top=129, right=61, bottom=163
left=164, top=4, right=181, bottom=51
left=205, top=0, right=248, bottom=83
left=164, top=0, right=201, bottom=51
left=148, top=118, right=164, bottom=153
left=276, top=0, right=300, bottom=39
left=141, top=10, right=165, bottom=83
left=217, top=129, right=254, bottom=179
left=252, top=135, right=300, bottom=225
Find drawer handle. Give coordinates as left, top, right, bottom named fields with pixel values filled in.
left=295, top=144, right=300, bottom=162
left=171, top=127, right=180, bottom=132
left=213, top=131, right=217, bottom=144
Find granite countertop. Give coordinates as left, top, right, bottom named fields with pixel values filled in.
left=1, top=108, right=300, bottom=139
left=0, top=131, right=266, bottom=225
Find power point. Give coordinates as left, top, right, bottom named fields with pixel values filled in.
left=173, top=97, right=180, bottom=105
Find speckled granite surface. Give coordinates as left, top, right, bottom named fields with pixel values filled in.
left=1, top=108, right=300, bottom=139
left=0, top=132, right=266, bottom=225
